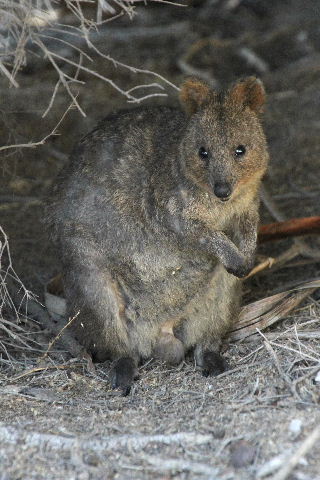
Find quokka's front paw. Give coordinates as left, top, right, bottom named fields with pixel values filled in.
left=226, top=259, right=254, bottom=278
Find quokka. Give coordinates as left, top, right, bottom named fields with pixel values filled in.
left=48, top=77, right=269, bottom=394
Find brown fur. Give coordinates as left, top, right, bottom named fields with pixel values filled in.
left=179, top=78, right=213, bottom=115
left=153, top=333, right=185, bottom=366
left=48, top=77, right=269, bottom=393
left=227, top=76, right=266, bottom=113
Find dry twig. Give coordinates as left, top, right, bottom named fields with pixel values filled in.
left=11, top=363, right=82, bottom=382
left=0, top=226, right=40, bottom=361
left=260, top=185, right=320, bottom=263
left=0, top=99, right=75, bottom=152
left=13, top=292, right=93, bottom=368
left=259, top=331, right=300, bottom=400
left=40, top=311, right=80, bottom=359
left=140, top=455, right=218, bottom=476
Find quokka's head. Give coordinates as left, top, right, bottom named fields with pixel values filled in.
left=179, top=77, right=269, bottom=202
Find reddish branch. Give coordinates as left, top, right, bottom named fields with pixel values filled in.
left=258, top=216, right=320, bottom=243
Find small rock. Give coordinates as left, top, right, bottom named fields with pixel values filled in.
left=289, top=418, right=302, bottom=437
left=314, top=370, right=320, bottom=383
left=230, top=440, right=256, bottom=468
left=83, top=452, right=100, bottom=466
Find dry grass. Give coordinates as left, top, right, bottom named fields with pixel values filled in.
left=0, top=226, right=46, bottom=369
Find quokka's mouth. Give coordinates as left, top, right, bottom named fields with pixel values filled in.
left=216, top=190, right=232, bottom=202
left=219, top=195, right=231, bottom=202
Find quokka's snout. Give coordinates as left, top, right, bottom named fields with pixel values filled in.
left=213, top=182, right=232, bottom=201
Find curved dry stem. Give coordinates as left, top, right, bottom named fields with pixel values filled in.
left=1, top=0, right=181, bottom=114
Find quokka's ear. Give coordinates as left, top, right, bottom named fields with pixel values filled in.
left=179, top=78, right=212, bottom=115
left=228, top=77, right=266, bottom=113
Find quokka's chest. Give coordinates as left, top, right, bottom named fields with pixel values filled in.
left=120, top=239, right=218, bottom=314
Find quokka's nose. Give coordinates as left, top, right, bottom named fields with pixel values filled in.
left=214, top=183, right=232, bottom=201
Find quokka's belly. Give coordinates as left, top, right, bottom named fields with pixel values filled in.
left=119, top=247, right=219, bottom=324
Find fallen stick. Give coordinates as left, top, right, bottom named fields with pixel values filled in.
left=17, top=295, right=87, bottom=360
left=246, top=216, right=320, bottom=278
left=260, top=185, right=320, bottom=261
left=141, top=455, right=218, bottom=476
left=258, top=216, right=320, bottom=243
left=0, top=424, right=212, bottom=452
left=11, top=363, right=83, bottom=382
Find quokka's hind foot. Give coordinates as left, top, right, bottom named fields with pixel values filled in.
left=111, top=356, right=138, bottom=396
left=202, top=351, right=228, bottom=377
left=153, top=333, right=185, bottom=366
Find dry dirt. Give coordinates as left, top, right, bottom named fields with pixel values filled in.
left=0, top=1, right=320, bottom=479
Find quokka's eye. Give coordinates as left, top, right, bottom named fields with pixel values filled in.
left=198, top=147, right=209, bottom=160
left=235, top=145, right=246, bottom=157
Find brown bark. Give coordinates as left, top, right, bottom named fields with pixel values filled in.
left=258, top=216, right=320, bottom=243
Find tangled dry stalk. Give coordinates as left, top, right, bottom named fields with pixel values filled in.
left=0, top=0, right=181, bottom=116
left=0, top=226, right=44, bottom=367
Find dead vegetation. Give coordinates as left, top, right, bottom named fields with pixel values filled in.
left=1, top=0, right=180, bottom=116
left=0, top=225, right=43, bottom=369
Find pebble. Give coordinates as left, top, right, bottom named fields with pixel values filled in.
left=289, top=418, right=302, bottom=437
left=314, top=370, right=320, bottom=383
left=230, top=440, right=255, bottom=468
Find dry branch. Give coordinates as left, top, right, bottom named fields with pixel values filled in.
left=0, top=424, right=212, bottom=452
left=14, top=292, right=91, bottom=364
left=261, top=333, right=300, bottom=400
left=40, top=311, right=80, bottom=359
left=0, top=100, right=74, bottom=152
left=260, top=185, right=320, bottom=261
left=11, top=363, right=82, bottom=382
left=247, top=215, right=320, bottom=278
left=0, top=226, right=41, bottom=359
left=258, top=216, right=320, bottom=243
left=141, top=455, right=218, bottom=475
